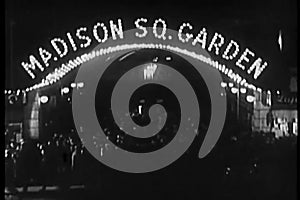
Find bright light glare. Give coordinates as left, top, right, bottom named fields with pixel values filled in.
left=278, top=30, right=283, bottom=51
left=231, top=87, right=238, bottom=94
left=166, top=56, right=172, bottom=61
left=220, top=82, right=227, bottom=87
left=40, top=96, right=49, bottom=104
left=144, top=63, right=157, bottom=80
left=246, top=95, right=255, bottom=103
left=62, top=87, right=70, bottom=94
left=240, top=88, right=247, bottom=94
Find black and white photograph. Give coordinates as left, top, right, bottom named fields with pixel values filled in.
left=5, top=0, right=297, bottom=199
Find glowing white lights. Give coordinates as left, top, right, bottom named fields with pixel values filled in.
left=39, top=47, right=52, bottom=67
left=21, top=55, right=44, bottom=79
left=220, top=82, right=227, bottom=88
left=278, top=30, right=283, bottom=51
left=138, top=105, right=142, bottom=115
left=61, top=87, right=70, bottom=95
left=21, top=21, right=267, bottom=83
left=165, top=56, right=172, bottom=61
left=77, top=82, right=84, bottom=88
left=40, top=95, right=49, bottom=104
left=51, top=38, right=68, bottom=58
left=192, top=28, right=207, bottom=49
left=109, top=19, right=124, bottom=40
left=247, top=58, right=268, bottom=79
left=93, top=22, right=108, bottom=43
left=240, top=88, right=247, bottom=94
left=276, top=90, right=280, bottom=95
left=71, top=83, right=76, bottom=88
left=246, top=95, right=255, bottom=103
left=222, top=40, right=240, bottom=60
left=20, top=43, right=267, bottom=96
left=144, top=63, right=158, bottom=80
left=135, top=18, right=148, bottom=38
left=231, top=87, right=238, bottom=94
left=208, top=32, right=225, bottom=55
left=178, top=23, right=193, bottom=43
left=153, top=18, right=167, bottom=40
left=76, top=27, right=92, bottom=48
left=236, top=48, right=254, bottom=70
left=267, top=91, right=272, bottom=106
left=66, top=32, right=77, bottom=51
left=21, top=19, right=269, bottom=82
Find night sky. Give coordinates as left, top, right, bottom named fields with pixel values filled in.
left=5, top=0, right=297, bottom=91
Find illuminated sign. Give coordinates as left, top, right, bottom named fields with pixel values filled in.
left=16, top=17, right=272, bottom=173
left=21, top=17, right=268, bottom=84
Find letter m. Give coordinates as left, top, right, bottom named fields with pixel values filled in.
left=21, top=55, right=44, bottom=79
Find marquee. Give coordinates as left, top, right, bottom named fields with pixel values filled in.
left=20, top=17, right=268, bottom=92
left=8, top=17, right=275, bottom=173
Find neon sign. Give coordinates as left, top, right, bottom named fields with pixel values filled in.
left=21, top=17, right=268, bottom=82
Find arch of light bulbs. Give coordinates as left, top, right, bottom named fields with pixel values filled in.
left=11, top=43, right=264, bottom=94
left=7, top=42, right=276, bottom=107
left=16, top=16, right=271, bottom=97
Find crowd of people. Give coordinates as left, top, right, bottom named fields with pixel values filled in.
left=5, top=133, right=90, bottom=192
left=5, top=129, right=297, bottom=199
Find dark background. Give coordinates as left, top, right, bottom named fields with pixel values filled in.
left=5, top=0, right=297, bottom=91
left=4, top=1, right=298, bottom=199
